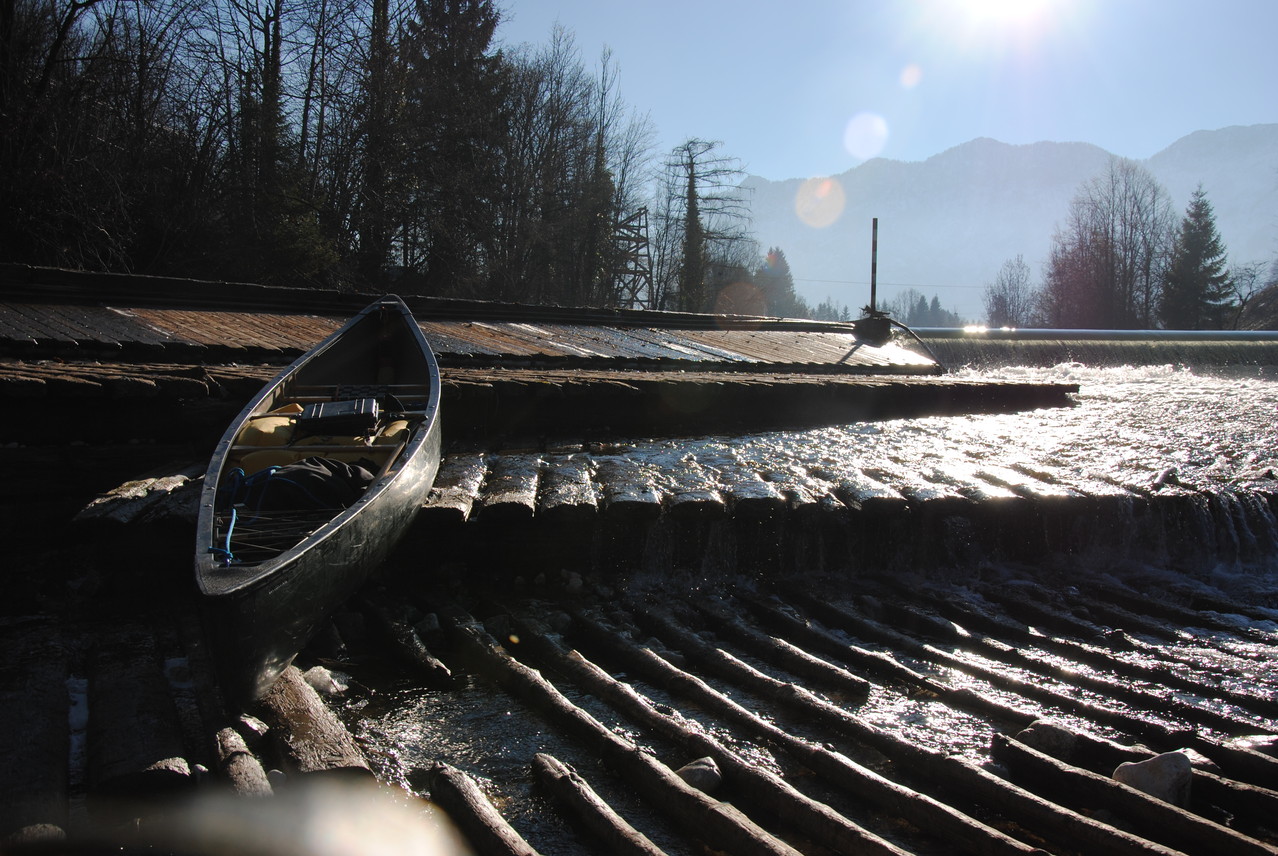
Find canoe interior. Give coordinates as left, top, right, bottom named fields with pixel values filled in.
left=204, top=301, right=436, bottom=577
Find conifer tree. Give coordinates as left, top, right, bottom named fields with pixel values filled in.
left=1160, top=185, right=1233, bottom=329
left=754, top=248, right=808, bottom=318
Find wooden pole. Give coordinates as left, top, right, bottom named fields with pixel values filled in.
left=870, top=218, right=879, bottom=313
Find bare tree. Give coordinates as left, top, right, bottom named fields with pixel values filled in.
left=1227, top=258, right=1274, bottom=329
left=1040, top=157, right=1174, bottom=328
left=652, top=138, right=752, bottom=312
left=983, top=254, right=1036, bottom=327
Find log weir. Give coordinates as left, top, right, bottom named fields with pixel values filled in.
left=918, top=327, right=1278, bottom=370
left=1, top=268, right=1277, bottom=855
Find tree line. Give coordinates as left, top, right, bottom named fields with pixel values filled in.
left=1, top=0, right=823, bottom=316
left=983, top=158, right=1278, bottom=330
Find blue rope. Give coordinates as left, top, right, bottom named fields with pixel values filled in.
left=210, top=464, right=342, bottom=566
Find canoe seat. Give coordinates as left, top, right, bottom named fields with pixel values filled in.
left=231, top=415, right=411, bottom=474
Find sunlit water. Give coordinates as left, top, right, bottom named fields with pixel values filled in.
left=341, top=364, right=1278, bottom=851
left=672, top=363, right=1278, bottom=497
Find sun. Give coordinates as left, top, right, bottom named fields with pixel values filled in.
left=951, top=0, right=1059, bottom=27
left=928, top=0, right=1071, bottom=55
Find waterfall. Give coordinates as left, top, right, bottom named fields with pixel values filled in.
left=918, top=329, right=1278, bottom=370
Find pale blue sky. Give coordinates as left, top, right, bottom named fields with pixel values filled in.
left=497, top=0, right=1278, bottom=181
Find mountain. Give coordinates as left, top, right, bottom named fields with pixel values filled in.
left=741, top=124, right=1278, bottom=321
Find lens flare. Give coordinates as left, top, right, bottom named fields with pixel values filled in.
left=794, top=177, right=847, bottom=229
left=843, top=112, right=889, bottom=161
left=899, top=63, right=923, bottom=89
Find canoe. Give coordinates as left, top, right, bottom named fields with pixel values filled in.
left=195, top=295, right=442, bottom=706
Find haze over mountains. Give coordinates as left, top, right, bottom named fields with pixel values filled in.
left=742, top=124, right=1278, bottom=321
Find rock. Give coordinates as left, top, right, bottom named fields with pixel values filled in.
left=1113, top=751, right=1192, bottom=807
left=1016, top=720, right=1078, bottom=763
left=4, top=824, right=66, bottom=846
left=1178, top=746, right=1220, bottom=774
left=674, top=756, right=722, bottom=794
left=303, top=665, right=349, bottom=696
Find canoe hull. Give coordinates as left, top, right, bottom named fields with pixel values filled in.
left=195, top=295, right=441, bottom=708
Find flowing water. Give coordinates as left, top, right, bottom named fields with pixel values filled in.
left=330, top=362, right=1278, bottom=856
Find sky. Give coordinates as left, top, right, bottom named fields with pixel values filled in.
left=495, top=0, right=1278, bottom=182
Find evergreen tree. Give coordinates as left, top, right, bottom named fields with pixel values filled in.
left=1160, top=185, right=1233, bottom=329
left=401, top=0, right=508, bottom=295
left=754, top=248, right=808, bottom=318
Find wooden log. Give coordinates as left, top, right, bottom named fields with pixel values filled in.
left=911, top=583, right=1278, bottom=727
left=1087, top=580, right=1278, bottom=642
left=726, top=477, right=787, bottom=518
left=975, top=464, right=1085, bottom=503
left=420, top=452, right=486, bottom=524
left=632, top=604, right=871, bottom=705
left=357, top=593, right=453, bottom=686
left=979, top=583, right=1118, bottom=641
left=904, top=600, right=1277, bottom=739
left=992, top=734, right=1277, bottom=856
left=666, top=488, right=725, bottom=519
left=694, top=598, right=873, bottom=702
left=475, top=454, right=542, bottom=522
left=788, top=588, right=1259, bottom=744
left=632, top=613, right=1190, bottom=856
left=1183, top=735, right=1278, bottom=793
left=74, top=462, right=204, bottom=525
left=1010, top=721, right=1278, bottom=832
left=531, top=753, right=669, bottom=856
left=256, top=666, right=370, bottom=777
left=739, top=591, right=1041, bottom=726
left=928, top=463, right=1025, bottom=505
left=692, top=450, right=787, bottom=519
left=518, top=612, right=915, bottom=856
left=215, top=728, right=273, bottom=796
left=735, top=591, right=930, bottom=686
left=830, top=468, right=908, bottom=515
left=538, top=455, right=599, bottom=524
left=570, top=609, right=1043, bottom=856
left=427, top=763, right=541, bottom=856
left=437, top=604, right=805, bottom=856
left=662, top=454, right=725, bottom=519
left=594, top=456, right=663, bottom=521
left=774, top=480, right=823, bottom=517
left=863, top=463, right=974, bottom=515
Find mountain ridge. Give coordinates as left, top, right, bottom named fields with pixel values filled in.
left=742, top=124, right=1278, bottom=319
